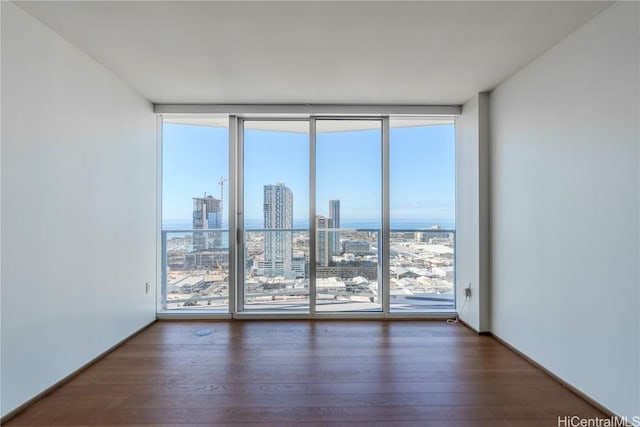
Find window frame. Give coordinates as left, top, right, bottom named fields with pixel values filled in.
left=158, top=109, right=458, bottom=319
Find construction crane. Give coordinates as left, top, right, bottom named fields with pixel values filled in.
left=218, top=177, right=228, bottom=207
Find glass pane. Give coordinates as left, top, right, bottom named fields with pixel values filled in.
left=162, top=118, right=229, bottom=311
left=315, top=120, right=382, bottom=312
left=243, top=121, right=310, bottom=311
left=389, top=118, right=455, bottom=311
left=164, top=230, right=229, bottom=309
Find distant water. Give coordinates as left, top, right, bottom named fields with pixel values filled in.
left=163, top=218, right=455, bottom=231
left=162, top=219, right=203, bottom=230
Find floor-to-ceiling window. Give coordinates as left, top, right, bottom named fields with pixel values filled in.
left=160, top=112, right=455, bottom=316
left=161, top=116, right=229, bottom=311
left=315, top=120, right=382, bottom=312
left=241, top=120, right=310, bottom=312
left=389, top=118, right=456, bottom=311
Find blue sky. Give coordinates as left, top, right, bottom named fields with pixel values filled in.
left=162, top=121, right=455, bottom=228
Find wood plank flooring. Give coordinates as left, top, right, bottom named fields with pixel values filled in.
left=5, top=320, right=606, bottom=426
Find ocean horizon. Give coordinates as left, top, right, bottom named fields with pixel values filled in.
left=162, top=218, right=455, bottom=231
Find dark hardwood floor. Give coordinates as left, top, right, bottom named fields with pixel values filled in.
left=6, top=320, right=605, bottom=426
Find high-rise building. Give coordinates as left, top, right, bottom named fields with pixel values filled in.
left=193, top=194, right=222, bottom=251
left=263, top=183, right=293, bottom=277
left=328, top=199, right=341, bottom=257
left=316, top=215, right=330, bottom=267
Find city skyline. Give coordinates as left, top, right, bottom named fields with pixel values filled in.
left=164, top=150, right=455, bottom=312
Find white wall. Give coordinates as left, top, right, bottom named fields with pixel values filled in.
left=456, top=93, right=490, bottom=332
left=1, top=2, right=157, bottom=417
left=491, top=2, right=639, bottom=417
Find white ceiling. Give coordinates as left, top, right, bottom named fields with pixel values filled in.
left=14, top=1, right=612, bottom=105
